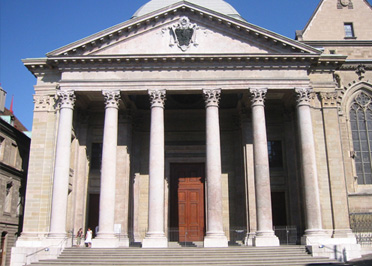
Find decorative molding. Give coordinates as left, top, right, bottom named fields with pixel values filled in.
left=203, top=89, right=221, bottom=108
left=338, top=0, right=353, bottom=9
left=168, top=16, right=198, bottom=52
left=249, top=88, right=267, bottom=107
left=319, top=92, right=339, bottom=108
left=33, top=95, right=55, bottom=112
left=57, top=90, right=76, bottom=109
left=102, top=90, right=121, bottom=109
left=148, top=90, right=166, bottom=108
left=356, top=65, right=366, bottom=80
left=295, top=88, right=313, bottom=107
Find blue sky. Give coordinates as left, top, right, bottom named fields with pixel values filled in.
left=1, top=0, right=370, bottom=130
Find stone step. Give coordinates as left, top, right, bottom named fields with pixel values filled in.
left=28, top=246, right=344, bottom=266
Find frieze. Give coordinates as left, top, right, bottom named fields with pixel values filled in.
left=203, top=89, right=221, bottom=108
left=102, top=90, right=121, bottom=109
left=57, top=90, right=76, bottom=109
left=340, top=64, right=372, bottom=71
left=148, top=90, right=166, bottom=108
left=249, top=88, right=267, bottom=107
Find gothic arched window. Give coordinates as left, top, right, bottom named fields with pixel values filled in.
left=350, top=91, right=372, bottom=184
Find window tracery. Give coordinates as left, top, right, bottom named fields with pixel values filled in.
left=350, top=91, right=372, bottom=184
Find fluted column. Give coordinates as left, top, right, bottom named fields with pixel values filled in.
left=250, top=88, right=279, bottom=247
left=295, top=88, right=326, bottom=244
left=142, top=89, right=168, bottom=248
left=49, top=90, right=75, bottom=238
left=203, top=89, right=228, bottom=248
left=94, top=90, right=120, bottom=247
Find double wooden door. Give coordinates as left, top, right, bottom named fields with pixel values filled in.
left=170, top=163, right=205, bottom=242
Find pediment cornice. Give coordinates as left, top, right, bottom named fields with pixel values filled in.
left=23, top=53, right=324, bottom=75
left=46, top=2, right=321, bottom=57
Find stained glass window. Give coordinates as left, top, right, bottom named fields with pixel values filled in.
left=350, top=92, right=372, bottom=184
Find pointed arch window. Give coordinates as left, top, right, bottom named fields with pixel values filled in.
left=350, top=92, right=372, bottom=184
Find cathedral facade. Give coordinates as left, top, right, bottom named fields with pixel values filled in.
left=11, top=0, right=372, bottom=265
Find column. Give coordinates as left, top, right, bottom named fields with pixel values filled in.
left=94, top=90, right=120, bottom=248
left=49, top=90, right=75, bottom=238
left=295, top=88, right=327, bottom=244
left=250, top=88, right=279, bottom=247
left=143, top=89, right=168, bottom=248
left=203, top=89, right=228, bottom=248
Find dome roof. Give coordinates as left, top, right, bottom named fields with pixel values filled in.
left=132, top=0, right=244, bottom=20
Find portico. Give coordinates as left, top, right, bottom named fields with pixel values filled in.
left=12, top=0, right=366, bottom=265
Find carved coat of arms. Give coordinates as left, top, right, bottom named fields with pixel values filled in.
left=169, top=17, right=198, bottom=51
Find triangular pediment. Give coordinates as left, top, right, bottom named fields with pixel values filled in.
left=46, top=2, right=320, bottom=58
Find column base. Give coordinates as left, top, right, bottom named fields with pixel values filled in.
left=253, top=231, right=280, bottom=247
left=92, top=237, right=119, bottom=248
left=118, top=234, right=130, bottom=248
left=301, top=229, right=330, bottom=245
left=204, top=232, right=228, bottom=248
left=142, top=233, right=168, bottom=248
left=244, top=232, right=256, bottom=246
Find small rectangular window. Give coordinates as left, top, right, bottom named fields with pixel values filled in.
left=344, top=23, right=355, bottom=38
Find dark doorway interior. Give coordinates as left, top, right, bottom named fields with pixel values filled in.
left=87, top=193, right=100, bottom=237
left=271, top=191, right=287, bottom=226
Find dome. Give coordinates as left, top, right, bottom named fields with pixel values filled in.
left=132, top=0, right=244, bottom=21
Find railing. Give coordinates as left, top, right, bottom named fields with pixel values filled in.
left=350, top=212, right=372, bottom=246
left=25, top=234, right=71, bottom=265
left=273, top=226, right=299, bottom=245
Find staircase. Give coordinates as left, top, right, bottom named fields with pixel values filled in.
left=29, top=246, right=346, bottom=266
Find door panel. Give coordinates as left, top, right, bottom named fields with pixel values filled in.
left=171, top=163, right=205, bottom=242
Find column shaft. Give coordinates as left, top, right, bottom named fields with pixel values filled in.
left=295, top=88, right=325, bottom=242
left=250, top=88, right=279, bottom=247
left=94, top=90, right=120, bottom=247
left=143, top=90, right=167, bottom=248
left=49, top=91, right=75, bottom=238
left=203, top=89, right=228, bottom=248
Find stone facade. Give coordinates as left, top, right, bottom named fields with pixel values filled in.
left=11, top=0, right=372, bottom=265
left=0, top=93, right=30, bottom=266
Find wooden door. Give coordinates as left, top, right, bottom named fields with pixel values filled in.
left=171, top=163, right=205, bottom=242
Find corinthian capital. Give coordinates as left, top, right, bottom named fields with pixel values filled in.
left=148, top=90, right=166, bottom=108
left=249, top=88, right=267, bottom=107
left=295, top=88, right=313, bottom=106
left=57, top=90, right=76, bottom=109
left=103, top=90, right=121, bottom=109
left=203, top=89, right=221, bottom=108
